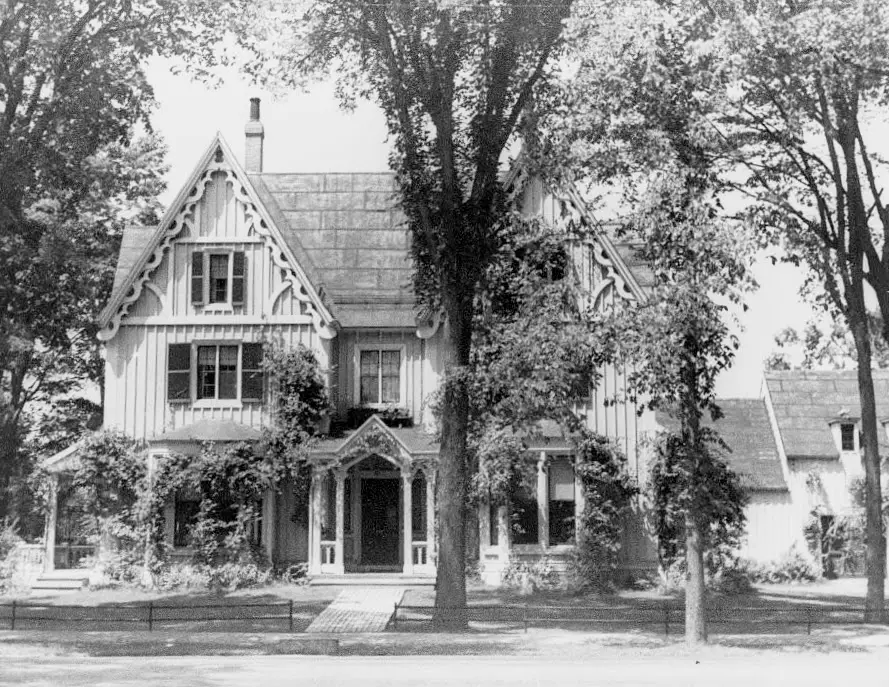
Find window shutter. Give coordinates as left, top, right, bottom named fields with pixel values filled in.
left=241, top=343, right=264, bottom=402
left=232, top=251, right=246, bottom=306
left=191, top=252, right=204, bottom=306
left=168, top=344, right=191, bottom=402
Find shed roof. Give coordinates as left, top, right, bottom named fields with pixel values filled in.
left=153, top=420, right=263, bottom=443
left=764, top=370, right=889, bottom=459
left=656, top=398, right=787, bottom=491
left=112, top=225, right=156, bottom=296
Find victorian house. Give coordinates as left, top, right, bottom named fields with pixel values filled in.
left=39, top=100, right=659, bottom=585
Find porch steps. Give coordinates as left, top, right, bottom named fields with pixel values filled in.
left=309, top=573, right=435, bottom=587
left=306, top=588, right=405, bottom=633
left=30, top=569, right=90, bottom=592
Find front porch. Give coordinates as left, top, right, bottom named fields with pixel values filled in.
left=307, top=416, right=439, bottom=579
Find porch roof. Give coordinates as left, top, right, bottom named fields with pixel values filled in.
left=311, top=424, right=440, bottom=456
left=153, top=420, right=263, bottom=444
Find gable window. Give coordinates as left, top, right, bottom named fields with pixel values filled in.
left=841, top=423, right=856, bottom=451
left=359, top=348, right=401, bottom=405
left=191, top=250, right=246, bottom=308
left=167, top=342, right=264, bottom=404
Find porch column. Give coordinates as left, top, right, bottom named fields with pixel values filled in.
left=44, top=474, right=59, bottom=573
left=497, top=505, right=510, bottom=553
left=334, top=468, right=346, bottom=574
left=425, top=471, right=435, bottom=566
left=574, top=466, right=585, bottom=544
left=402, top=470, right=413, bottom=575
left=537, top=452, right=549, bottom=548
left=308, top=470, right=323, bottom=575
left=262, top=489, right=276, bottom=564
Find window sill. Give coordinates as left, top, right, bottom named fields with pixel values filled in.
left=193, top=400, right=243, bottom=409
left=201, top=305, right=235, bottom=313
left=511, top=543, right=577, bottom=554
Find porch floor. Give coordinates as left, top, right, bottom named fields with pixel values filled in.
left=305, top=588, right=405, bottom=633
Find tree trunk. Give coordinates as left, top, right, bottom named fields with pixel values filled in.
left=433, top=299, right=473, bottom=630
left=685, top=511, right=707, bottom=644
left=849, top=311, right=886, bottom=622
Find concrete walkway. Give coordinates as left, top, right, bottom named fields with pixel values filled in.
left=306, top=588, right=404, bottom=633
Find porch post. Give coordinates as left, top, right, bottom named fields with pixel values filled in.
left=537, top=452, right=549, bottom=548
left=44, top=474, right=59, bottom=573
left=402, top=469, right=413, bottom=575
left=308, top=470, right=323, bottom=575
left=574, top=464, right=585, bottom=544
left=334, top=469, right=346, bottom=574
left=262, top=489, right=276, bottom=564
left=425, top=471, right=435, bottom=567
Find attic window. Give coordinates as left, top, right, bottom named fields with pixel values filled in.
left=841, top=423, right=856, bottom=451
left=191, top=251, right=246, bottom=308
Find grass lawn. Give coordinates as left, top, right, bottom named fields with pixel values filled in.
left=2, top=577, right=885, bottom=636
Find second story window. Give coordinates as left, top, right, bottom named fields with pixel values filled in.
left=359, top=349, right=401, bottom=405
left=841, top=423, right=856, bottom=451
left=167, top=342, right=264, bottom=404
left=191, top=250, right=246, bottom=308
left=198, top=345, right=238, bottom=400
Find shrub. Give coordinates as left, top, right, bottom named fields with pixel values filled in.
left=741, top=549, right=819, bottom=584
left=502, top=557, right=561, bottom=592
left=156, top=563, right=212, bottom=591
left=0, top=519, right=25, bottom=594
left=206, top=562, right=273, bottom=592
left=280, top=562, right=309, bottom=586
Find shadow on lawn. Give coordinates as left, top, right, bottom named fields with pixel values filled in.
left=0, top=591, right=333, bottom=633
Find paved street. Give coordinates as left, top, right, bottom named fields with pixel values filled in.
left=1, top=654, right=888, bottom=687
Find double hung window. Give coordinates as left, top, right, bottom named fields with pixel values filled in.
left=359, top=349, right=401, bottom=405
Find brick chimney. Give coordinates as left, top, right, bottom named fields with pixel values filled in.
left=244, top=97, right=264, bottom=173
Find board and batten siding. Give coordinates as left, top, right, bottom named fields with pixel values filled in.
left=334, top=328, right=446, bottom=423
left=103, top=170, right=328, bottom=441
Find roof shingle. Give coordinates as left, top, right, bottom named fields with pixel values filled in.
left=764, top=370, right=889, bottom=459
left=657, top=398, right=787, bottom=491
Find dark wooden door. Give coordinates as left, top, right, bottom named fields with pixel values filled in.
left=360, top=478, right=400, bottom=566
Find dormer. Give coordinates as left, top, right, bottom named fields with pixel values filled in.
left=828, top=411, right=860, bottom=454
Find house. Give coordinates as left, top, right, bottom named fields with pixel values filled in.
left=676, top=370, right=889, bottom=571
left=40, top=99, right=660, bottom=585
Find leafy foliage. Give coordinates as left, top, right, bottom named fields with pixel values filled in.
left=149, top=343, right=329, bottom=567
left=570, top=432, right=638, bottom=591
left=766, top=314, right=889, bottom=371
left=649, top=430, right=748, bottom=571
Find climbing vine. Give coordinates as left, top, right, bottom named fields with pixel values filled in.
left=571, top=431, right=638, bottom=591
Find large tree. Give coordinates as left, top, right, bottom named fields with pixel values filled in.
left=231, top=0, right=574, bottom=627
left=714, top=0, right=889, bottom=621
left=537, top=0, right=754, bottom=643
left=0, top=0, right=224, bottom=522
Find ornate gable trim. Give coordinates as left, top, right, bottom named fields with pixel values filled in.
left=97, top=134, right=336, bottom=342
left=503, top=157, right=645, bottom=306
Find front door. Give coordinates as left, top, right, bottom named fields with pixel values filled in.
left=360, top=478, right=400, bottom=567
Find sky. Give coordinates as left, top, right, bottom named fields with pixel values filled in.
left=145, top=58, right=815, bottom=400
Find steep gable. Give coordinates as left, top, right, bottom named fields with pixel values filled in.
left=98, top=135, right=336, bottom=341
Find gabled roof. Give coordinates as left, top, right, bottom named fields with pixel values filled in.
left=98, top=134, right=335, bottom=341
left=311, top=415, right=440, bottom=457
left=656, top=398, right=788, bottom=491
left=249, top=173, right=416, bottom=328
left=101, top=140, right=651, bottom=336
left=764, top=370, right=889, bottom=459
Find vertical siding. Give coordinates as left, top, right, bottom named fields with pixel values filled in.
left=104, top=166, right=325, bottom=441
left=741, top=491, right=800, bottom=562
left=334, top=329, right=435, bottom=422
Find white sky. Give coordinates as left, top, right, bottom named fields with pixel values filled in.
left=146, top=58, right=815, bottom=400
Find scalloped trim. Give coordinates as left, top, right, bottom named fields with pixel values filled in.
left=99, top=152, right=335, bottom=342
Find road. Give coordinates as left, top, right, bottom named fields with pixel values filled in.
left=1, top=654, right=888, bottom=687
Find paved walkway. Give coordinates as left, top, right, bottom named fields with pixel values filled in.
left=306, top=588, right=404, bottom=633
